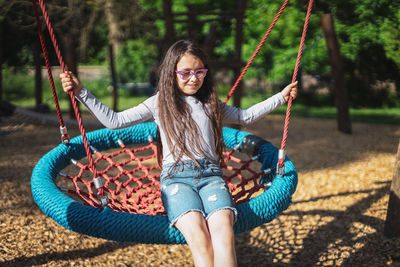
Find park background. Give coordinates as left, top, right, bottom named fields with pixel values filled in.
left=1, top=0, right=400, bottom=266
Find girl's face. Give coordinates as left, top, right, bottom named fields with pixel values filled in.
left=175, top=53, right=205, bottom=96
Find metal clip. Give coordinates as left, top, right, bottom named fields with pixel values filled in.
left=117, top=138, right=124, bottom=147
left=259, top=168, right=274, bottom=187
left=93, top=177, right=103, bottom=189
left=60, top=126, right=70, bottom=145
left=97, top=194, right=109, bottom=207
left=93, top=176, right=108, bottom=207
left=233, top=143, right=241, bottom=151
left=276, top=163, right=285, bottom=177
left=276, top=149, right=286, bottom=177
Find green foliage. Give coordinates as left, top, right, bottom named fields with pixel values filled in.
left=2, top=68, right=34, bottom=101
left=324, top=0, right=400, bottom=107
left=218, top=0, right=328, bottom=83
left=116, top=39, right=158, bottom=83
left=2, top=67, right=111, bottom=105
left=380, top=9, right=400, bottom=66
left=3, top=0, right=400, bottom=110
left=309, top=0, right=400, bottom=108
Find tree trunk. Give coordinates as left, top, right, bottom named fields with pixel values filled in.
left=163, top=0, right=175, bottom=48
left=232, top=0, right=247, bottom=109
left=384, top=139, right=400, bottom=237
left=0, top=57, right=2, bottom=102
left=32, top=42, right=42, bottom=111
left=108, top=43, right=118, bottom=111
left=104, top=0, right=121, bottom=58
left=203, top=24, right=217, bottom=57
left=186, top=4, right=198, bottom=42
left=104, top=0, right=122, bottom=111
left=0, top=20, right=3, bottom=101
left=79, top=7, right=99, bottom=61
left=321, top=14, right=352, bottom=134
left=62, top=34, right=79, bottom=119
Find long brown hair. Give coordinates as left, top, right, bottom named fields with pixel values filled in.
left=156, top=40, right=223, bottom=169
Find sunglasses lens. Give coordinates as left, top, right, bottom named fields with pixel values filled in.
left=176, top=69, right=207, bottom=80
left=179, top=71, right=191, bottom=80
left=195, top=70, right=207, bottom=79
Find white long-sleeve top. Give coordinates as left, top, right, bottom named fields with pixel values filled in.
left=77, top=88, right=285, bottom=165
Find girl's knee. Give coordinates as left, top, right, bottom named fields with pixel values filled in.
left=175, top=211, right=211, bottom=243
left=208, top=210, right=235, bottom=244
left=207, top=209, right=235, bottom=229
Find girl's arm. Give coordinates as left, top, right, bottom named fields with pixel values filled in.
left=221, top=81, right=298, bottom=125
left=60, top=72, right=154, bottom=129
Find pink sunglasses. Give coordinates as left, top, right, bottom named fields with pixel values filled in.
left=175, top=68, right=208, bottom=80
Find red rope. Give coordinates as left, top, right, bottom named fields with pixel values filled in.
left=223, top=0, right=289, bottom=104
left=278, top=0, right=314, bottom=169
left=34, top=0, right=103, bottom=199
left=35, top=0, right=66, bottom=72
left=32, top=0, right=69, bottom=143
left=62, top=139, right=268, bottom=214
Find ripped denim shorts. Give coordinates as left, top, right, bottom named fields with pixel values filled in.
left=160, top=158, right=237, bottom=228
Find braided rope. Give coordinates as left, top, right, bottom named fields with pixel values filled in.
left=34, top=0, right=308, bottom=230
left=278, top=0, right=314, bottom=169
left=35, top=0, right=65, bottom=72
left=223, top=0, right=289, bottom=104
left=31, top=123, right=298, bottom=244
left=60, top=135, right=272, bottom=214
left=32, top=0, right=69, bottom=142
left=35, top=0, right=102, bottom=196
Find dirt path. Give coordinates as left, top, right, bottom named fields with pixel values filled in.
left=1, top=113, right=399, bottom=266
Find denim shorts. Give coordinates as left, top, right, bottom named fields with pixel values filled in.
left=160, top=158, right=237, bottom=228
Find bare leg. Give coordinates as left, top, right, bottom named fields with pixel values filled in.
left=207, top=209, right=237, bottom=267
left=175, top=211, right=214, bottom=267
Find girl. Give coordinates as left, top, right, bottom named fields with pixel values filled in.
left=60, top=40, right=297, bottom=267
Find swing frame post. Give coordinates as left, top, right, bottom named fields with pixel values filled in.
left=384, top=139, right=400, bottom=237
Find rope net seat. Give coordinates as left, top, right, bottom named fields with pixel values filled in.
left=31, top=122, right=297, bottom=243
left=30, top=0, right=313, bottom=244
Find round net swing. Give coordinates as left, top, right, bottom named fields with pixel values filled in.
left=32, top=122, right=297, bottom=244
left=31, top=0, right=313, bottom=244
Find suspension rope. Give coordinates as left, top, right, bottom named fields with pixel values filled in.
left=32, top=0, right=69, bottom=144
left=33, top=0, right=312, bottom=209
left=223, top=0, right=289, bottom=104
left=277, top=0, right=314, bottom=175
left=33, top=0, right=107, bottom=205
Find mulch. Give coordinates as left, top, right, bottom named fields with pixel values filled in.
left=1, top=112, right=400, bottom=266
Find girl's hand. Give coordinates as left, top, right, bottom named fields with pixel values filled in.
left=280, top=81, right=298, bottom=102
left=59, top=71, right=83, bottom=95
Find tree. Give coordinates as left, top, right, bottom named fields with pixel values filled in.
left=42, top=0, right=102, bottom=117
left=162, top=0, right=175, bottom=48
left=0, top=0, right=43, bottom=108
left=0, top=19, right=4, bottom=101
left=104, top=0, right=119, bottom=110
left=315, top=0, right=400, bottom=108
left=32, top=40, right=42, bottom=111
left=321, top=13, right=351, bottom=134
left=384, top=139, right=400, bottom=238
left=232, top=0, right=247, bottom=109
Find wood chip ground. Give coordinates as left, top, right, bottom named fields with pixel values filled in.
left=1, top=113, right=399, bottom=266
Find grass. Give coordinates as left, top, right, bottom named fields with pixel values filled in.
left=3, top=70, right=399, bottom=125
left=226, top=93, right=400, bottom=125
left=275, top=104, right=400, bottom=125
left=11, top=92, right=399, bottom=125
